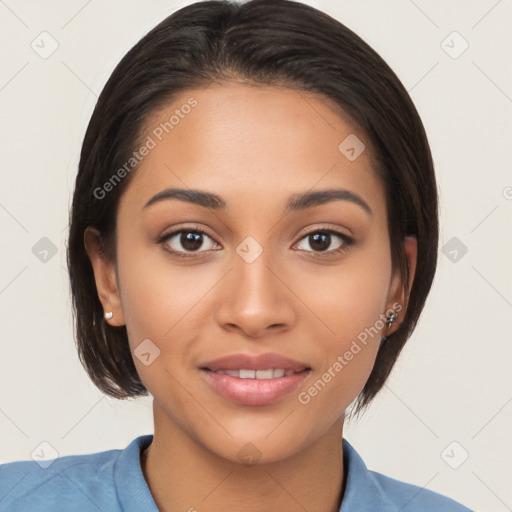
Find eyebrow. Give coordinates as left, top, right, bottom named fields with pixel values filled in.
left=143, top=187, right=372, bottom=215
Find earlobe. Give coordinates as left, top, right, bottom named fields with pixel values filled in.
left=83, top=227, right=125, bottom=326
left=385, top=236, right=418, bottom=334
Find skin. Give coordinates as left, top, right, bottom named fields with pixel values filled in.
left=85, top=83, right=417, bottom=512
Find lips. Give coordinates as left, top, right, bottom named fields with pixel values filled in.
left=199, top=352, right=311, bottom=406
left=200, top=352, right=310, bottom=372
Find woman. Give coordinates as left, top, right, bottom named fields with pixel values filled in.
left=0, top=0, right=474, bottom=510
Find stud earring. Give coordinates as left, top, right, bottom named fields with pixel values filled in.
left=104, top=311, right=113, bottom=320
left=385, top=311, right=398, bottom=327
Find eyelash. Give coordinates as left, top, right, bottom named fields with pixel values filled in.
left=157, top=224, right=354, bottom=258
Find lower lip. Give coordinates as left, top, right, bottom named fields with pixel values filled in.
left=200, top=369, right=310, bottom=406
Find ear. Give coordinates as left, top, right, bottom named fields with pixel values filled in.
left=385, top=236, right=417, bottom=334
left=83, top=227, right=126, bottom=326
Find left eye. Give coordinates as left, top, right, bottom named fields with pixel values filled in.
left=295, top=230, right=352, bottom=254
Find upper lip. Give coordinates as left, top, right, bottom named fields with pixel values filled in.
left=200, top=353, right=310, bottom=372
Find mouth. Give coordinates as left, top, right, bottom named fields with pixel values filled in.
left=199, top=353, right=311, bottom=406
left=207, top=368, right=301, bottom=379
left=200, top=368, right=311, bottom=406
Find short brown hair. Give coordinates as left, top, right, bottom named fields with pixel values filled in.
left=67, top=0, right=438, bottom=414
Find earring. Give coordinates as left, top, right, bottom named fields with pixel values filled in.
left=385, top=311, right=398, bottom=327
left=104, top=311, right=113, bottom=320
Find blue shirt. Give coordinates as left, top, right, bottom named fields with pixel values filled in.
left=0, top=435, right=473, bottom=511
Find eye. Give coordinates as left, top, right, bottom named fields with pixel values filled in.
left=295, top=229, right=353, bottom=255
left=158, top=226, right=353, bottom=258
left=158, top=227, right=220, bottom=256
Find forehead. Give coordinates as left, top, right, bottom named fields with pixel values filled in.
left=120, top=83, right=385, bottom=215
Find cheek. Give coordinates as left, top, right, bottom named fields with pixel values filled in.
left=293, top=235, right=392, bottom=343
left=292, top=239, right=392, bottom=409
left=116, top=253, right=198, bottom=404
left=116, top=235, right=209, bottom=343
left=115, top=238, right=226, bottom=396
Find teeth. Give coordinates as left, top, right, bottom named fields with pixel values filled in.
left=255, top=369, right=273, bottom=379
left=212, top=369, right=296, bottom=379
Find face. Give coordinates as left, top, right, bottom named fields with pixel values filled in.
left=86, top=83, right=415, bottom=464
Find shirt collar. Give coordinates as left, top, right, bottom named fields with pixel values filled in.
left=340, top=439, right=395, bottom=511
left=114, top=434, right=158, bottom=512
left=114, top=435, right=390, bottom=511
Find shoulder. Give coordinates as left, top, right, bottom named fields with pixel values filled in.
left=0, top=435, right=153, bottom=512
left=341, top=439, right=474, bottom=512
left=0, top=446, right=121, bottom=512
left=367, top=469, right=473, bottom=511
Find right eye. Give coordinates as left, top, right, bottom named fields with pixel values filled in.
left=159, top=227, right=221, bottom=257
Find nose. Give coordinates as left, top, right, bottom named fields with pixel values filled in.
left=215, top=247, right=296, bottom=339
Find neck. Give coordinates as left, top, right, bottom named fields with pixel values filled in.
left=141, top=400, right=346, bottom=512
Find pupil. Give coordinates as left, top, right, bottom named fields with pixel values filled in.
left=181, top=232, right=203, bottom=251
left=310, top=233, right=330, bottom=251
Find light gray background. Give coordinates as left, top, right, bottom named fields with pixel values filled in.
left=1, top=1, right=511, bottom=510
